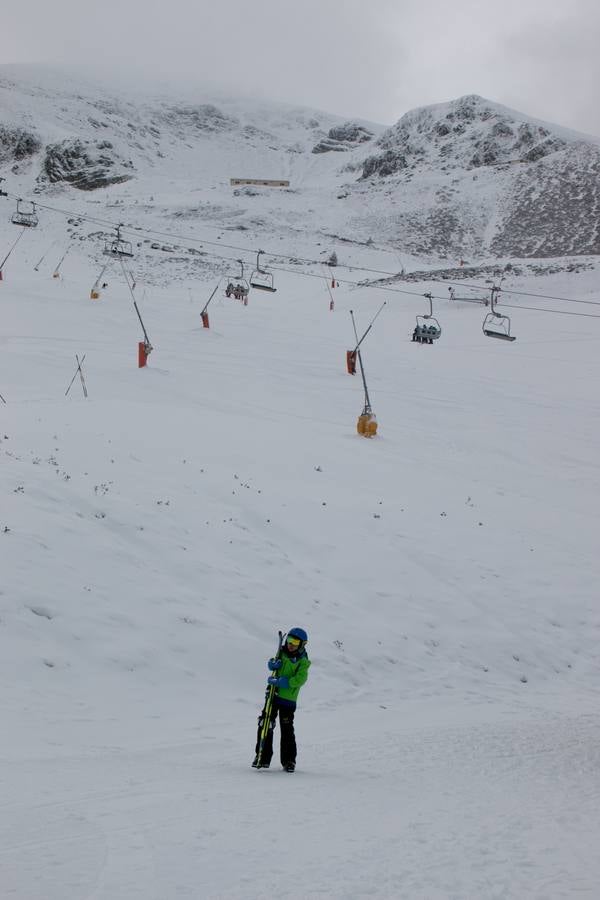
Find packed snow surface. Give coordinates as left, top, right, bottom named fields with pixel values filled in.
left=1, top=66, right=600, bottom=900
left=1, top=222, right=600, bottom=899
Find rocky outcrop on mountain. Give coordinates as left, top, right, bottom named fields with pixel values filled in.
left=351, top=94, right=600, bottom=258
left=0, top=125, right=42, bottom=164
left=360, top=94, right=570, bottom=178
left=158, top=104, right=237, bottom=135
left=361, top=149, right=408, bottom=177
left=40, top=139, right=134, bottom=190
left=312, top=122, right=373, bottom=153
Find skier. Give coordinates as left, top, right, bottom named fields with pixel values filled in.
left=253, top=628, right=310, bottom=772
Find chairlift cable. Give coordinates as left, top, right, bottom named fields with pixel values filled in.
left=433, top=278, right=600, bottom=308
left=3, top=189, right=600, bottom=313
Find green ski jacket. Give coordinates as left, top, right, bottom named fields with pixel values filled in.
left=276, top=650, right=311, bottom=706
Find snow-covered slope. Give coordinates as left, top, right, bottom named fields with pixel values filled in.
left=1, top=67, right=600, bottom=899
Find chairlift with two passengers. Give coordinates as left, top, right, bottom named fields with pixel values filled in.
left=412, top=292, right=441, bottom=344
left=250, top=250, right=276, bottom=292
left=225, top=259, right=250, bottom=303
left=103, top=224, right=134, bottom=259
left=11, top=199, right=38, bottom=228
left=482, top=285, right=516, bottom=341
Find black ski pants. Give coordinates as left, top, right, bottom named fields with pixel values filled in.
left=255, top=698, right=297, bottom=767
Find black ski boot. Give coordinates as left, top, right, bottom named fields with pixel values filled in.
left=252, top=757, right=270, bottom=769
left=283, top=762, right=295, bottom=773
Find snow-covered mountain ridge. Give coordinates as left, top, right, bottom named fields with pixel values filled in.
left=1, top=67, right=600, bottom=267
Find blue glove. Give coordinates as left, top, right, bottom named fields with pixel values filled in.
left=267, top=658, right=282, bottom=671
left=267, top=676, right=289, bottom=689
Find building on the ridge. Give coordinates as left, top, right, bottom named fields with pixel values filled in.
left=230, top=178, right=290, bottom=187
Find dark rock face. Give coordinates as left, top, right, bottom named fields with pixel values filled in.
left=0, top=125, right=42, bottom=163
left=40, top=139, right=134, bottom=190
left=360, top=94, right=569, bottom=178
left=360, top=149, right=407, bottom=178
left=159, top=104, right=237, bottom=134
left=312, top=121, right=373, bottom=153
left=352, top=93, right=600, bottom=257
left=328, top=123, right=372, bottom=143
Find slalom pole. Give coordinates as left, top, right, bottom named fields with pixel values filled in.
left=255, top=630, right=284, bottom=769
left=76, top=354, right=88, bottom=398
left=65, top=354, right=87, bottom=397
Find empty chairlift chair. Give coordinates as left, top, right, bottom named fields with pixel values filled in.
left=249, top=250, right=276, bottom=292
left=103, top=224, right=134, bottom=259
left=482, top=285, right=516, bottom=342
left=11, top=200, right=38, bottom=228
left=412, top=292, right=441, bottom=344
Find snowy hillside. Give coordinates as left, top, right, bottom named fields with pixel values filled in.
left=3, top=68, right=600, bottom=268
left=355, top=94, right=600, bottom=259
left=1, top=66, right=600, bottom=899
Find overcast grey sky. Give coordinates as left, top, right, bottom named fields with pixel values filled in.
left=4, top=0, right=600, bottom=134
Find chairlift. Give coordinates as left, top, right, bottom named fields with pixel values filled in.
left=103, top=224, right=134, bottom=259
left=250, top=250, right=276, bottom=292
left=412, top=292, right=441, bottom=344
left=11, top=199, right=38, bottom=228
left=482, top=285, right=516, bottom=342
left=224, top=259, right=250, bottom=302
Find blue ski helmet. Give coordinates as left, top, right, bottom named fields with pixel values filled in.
left=286, top=627, right=308, bottom=649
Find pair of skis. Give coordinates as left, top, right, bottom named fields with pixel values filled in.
left=254, top=630, right=284, bottom=769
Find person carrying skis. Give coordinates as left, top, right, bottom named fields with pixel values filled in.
left=253, top=628, right=310, bottom=772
